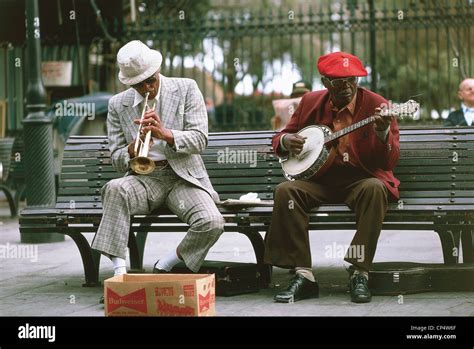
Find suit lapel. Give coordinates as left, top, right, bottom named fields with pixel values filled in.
left=458, top=112, right=468, bottom=126
left=159, top=75, right=182, bottom=129
left=119, top=89, right=140, bottom=141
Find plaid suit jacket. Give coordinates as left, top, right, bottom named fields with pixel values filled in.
left=106, top=74, right=220, bottom=203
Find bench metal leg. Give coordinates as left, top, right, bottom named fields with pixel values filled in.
left=136, top=231, right=148, bottom=266
left=128, top=232, right=141, bottom=272
left=128, top=231, right=147, bottom=273
left=65, top=232, right=101, bottom=287
left=435, top=227, right=461, bottom=265
left=461, top=226, right=474, bottom=263
left=13, top=183, right=25, bottom=216
left=239, top=227, right=272, bottom=288
left=91, top=248, right=101, bottom=281
left=0, top=185, right=17, bottom=217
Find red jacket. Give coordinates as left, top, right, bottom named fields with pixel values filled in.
left=273, top=87, right=401, bottom=199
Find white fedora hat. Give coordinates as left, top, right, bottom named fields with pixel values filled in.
left=117, top=40, right=163, bottom=85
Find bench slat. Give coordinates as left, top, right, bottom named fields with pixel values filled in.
left=53, top=197, right=474, bottom=210
left=60, top=172, right=121, bottom=180
left=397, top=158, right=474, bottom=165
left=395, top=166, right=473, bottom=174
left=60, top=165, right=117, bottom=173
left=396, top=174, right=474, bottom=181
left=63, top=151, right=111, bottom=158
left=54, top=190, right=474, bottom=203
left=46, top=203, right=474, bottom=218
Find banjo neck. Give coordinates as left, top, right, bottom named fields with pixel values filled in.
left=323, top=115, right=377, bottom=144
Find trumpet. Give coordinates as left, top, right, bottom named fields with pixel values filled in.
left=130, top=92, right=156, bottom=175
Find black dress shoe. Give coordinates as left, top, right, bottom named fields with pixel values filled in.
left=349, top=274, right=372, bottom=303
left=99, top=295, right=104, bottom=304
left=153, top=260, right=169, bottom=274
left=274, top=274, right=319, bottom=303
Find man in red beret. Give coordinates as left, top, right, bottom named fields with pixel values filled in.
left=264, top=52, right=399, bottom=303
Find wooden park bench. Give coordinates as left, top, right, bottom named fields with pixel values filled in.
left=0, top=137, right=25, bottom=217
left=19, top=127, right=474, bottom=287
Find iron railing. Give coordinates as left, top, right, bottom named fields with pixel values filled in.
left=1, top=1, right=473, bottom=133
left=123, top=0, right=473, bottom=130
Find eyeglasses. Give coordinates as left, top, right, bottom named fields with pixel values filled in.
left=323, top=76, right=358, bottom=88
left=132, top=74, right=158, bottom=88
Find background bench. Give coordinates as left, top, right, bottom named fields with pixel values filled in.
left=19, top=127, right=474, bottom=287
left=0, top=137, right=25, bottom=217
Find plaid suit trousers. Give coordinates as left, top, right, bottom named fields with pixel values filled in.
left=91, top=167, right=225, bottom=272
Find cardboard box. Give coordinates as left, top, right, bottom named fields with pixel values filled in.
left=104, top=274, right=215, bottom=317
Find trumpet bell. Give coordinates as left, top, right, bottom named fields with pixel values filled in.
left=130, top=157, right=156, bottom=175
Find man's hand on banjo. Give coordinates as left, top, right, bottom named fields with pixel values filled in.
left=283, top=134, right=307, bottom=155
left=373, top=107, right=392, bottom=131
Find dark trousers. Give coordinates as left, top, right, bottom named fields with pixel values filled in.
left=263, top=175, right=389, bottom=272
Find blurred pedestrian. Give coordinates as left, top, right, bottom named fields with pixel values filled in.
left=271, top=81, right=312, bottom=130
left=445, top=78, right=474, bottom=126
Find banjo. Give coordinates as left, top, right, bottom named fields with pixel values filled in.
left=280, top=100, right=420, bottom=181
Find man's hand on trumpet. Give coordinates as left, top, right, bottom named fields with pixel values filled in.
left=133, top=109, right=175, bottom=145
left=128, top=133, right=154, bottom=158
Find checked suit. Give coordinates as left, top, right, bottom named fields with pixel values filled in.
left=91, top=75, right=225, bottom=272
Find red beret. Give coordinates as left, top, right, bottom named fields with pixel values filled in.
left=317, top=51, right=368, bottom=78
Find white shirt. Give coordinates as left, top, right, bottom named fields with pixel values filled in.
left=133, top=82, right=166, bottom=161
left=461, top=103, right=474, bottom=126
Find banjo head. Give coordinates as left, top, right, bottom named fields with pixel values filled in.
left=282, top=125, right=329, bottom=178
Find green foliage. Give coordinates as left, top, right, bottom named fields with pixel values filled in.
left=375, top=29, right=466, bottom=123
left=123, top=0, right=472, bottom=130
left=211, top=94, right=275, bottom=132
left=127, top=0, right=212, bottom=59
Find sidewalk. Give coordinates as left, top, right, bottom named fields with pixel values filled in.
left=0, top=198, right=473, bottom=317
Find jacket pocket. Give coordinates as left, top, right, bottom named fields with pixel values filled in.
left=187, top=166, right=207, bottom=178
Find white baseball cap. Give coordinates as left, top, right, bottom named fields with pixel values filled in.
left=117, top=40, right=163, bottom=85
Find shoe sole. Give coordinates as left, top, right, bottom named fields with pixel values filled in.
left=274, top=293, right=319, bottom=303
left=153, top=268, right=170, bottom=274
left=351, top=296, right=372, bottom=303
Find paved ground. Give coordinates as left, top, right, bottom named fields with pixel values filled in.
left=0, top=196, right=473, bottom=317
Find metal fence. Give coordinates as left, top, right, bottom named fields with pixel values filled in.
left=1, top=1, right=473, bottom=134
left=123, top=0, right=474, bottom=131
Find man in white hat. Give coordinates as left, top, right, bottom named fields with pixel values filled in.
left=91, top=40, right=225, bottom=277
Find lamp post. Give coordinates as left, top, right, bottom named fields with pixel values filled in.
left=21, top=0, right=63, bottom=243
